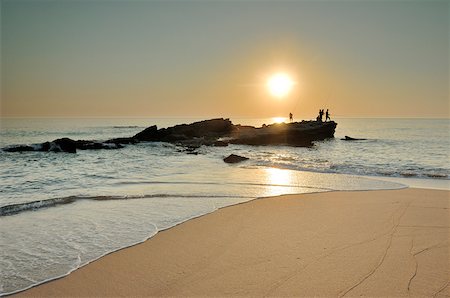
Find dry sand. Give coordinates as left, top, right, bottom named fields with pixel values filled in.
left=16, top=188, right=449, bottom=297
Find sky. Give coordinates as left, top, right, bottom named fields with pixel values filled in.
left=1, top=0, right=449, bottom=119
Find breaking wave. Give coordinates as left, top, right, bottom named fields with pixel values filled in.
left=0, top=194, right=254, bottom=217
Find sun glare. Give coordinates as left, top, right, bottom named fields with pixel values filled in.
left=267, top=73, right=294, bottom=98
left=272, top=117, right=286, bottom=124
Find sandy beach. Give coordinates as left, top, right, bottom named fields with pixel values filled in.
left=15, top=188, right=449, bottom=297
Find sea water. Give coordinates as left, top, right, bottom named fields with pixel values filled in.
left=0, top=117, right=448, bottom=295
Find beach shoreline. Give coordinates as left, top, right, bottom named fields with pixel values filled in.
left=12, top=188, right=449, bottom=297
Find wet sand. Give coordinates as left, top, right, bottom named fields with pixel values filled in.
left=16, top=188, right=449, bottom=297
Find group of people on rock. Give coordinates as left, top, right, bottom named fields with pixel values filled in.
left=316, top=109, right=331, bottom=122
left=287, top=109, right=331, bottom=123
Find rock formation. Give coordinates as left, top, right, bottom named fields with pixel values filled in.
left=3, top=118, right=337, bottom=153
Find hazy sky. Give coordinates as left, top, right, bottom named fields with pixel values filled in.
left=1, top=0, right=449, bottom=118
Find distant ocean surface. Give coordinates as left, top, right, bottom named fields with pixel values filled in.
left=0, top=117, right=449, bottom=295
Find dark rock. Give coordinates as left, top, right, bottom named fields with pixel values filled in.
left=228, top=121, right=336, bottom=147
left=105, top=137, right=138, bottom=145
left=3, top=145, right=36, bottom=152
left=148, top=119, right=234, bottom=144
left=213, top=140, right=229, bottom=147
left=223, top=154, right=249, bottom=164
left=81, top=142, right=104, bottom=150
left=3, top=142, right=51, bottom=152
left=52, top=138, right=77, bottom=153
left=133, top=125, right=158, bottom=141
left=75, top=140, right=124, bottom=150
left=341, top=136, right=367, bottom=141
left=3, top=118, right=337, bottom=153
left=75, top=140, right=96, bottom=149
left=167, top=118, right=233, bottom=139
left=40, top=142, right=51, bottom=151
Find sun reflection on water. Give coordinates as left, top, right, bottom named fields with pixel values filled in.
left=257, top=167, right=304, bottom=198
left=257, top=167, right=334, bottom=198
left=264, top=167, right=296, bottom=186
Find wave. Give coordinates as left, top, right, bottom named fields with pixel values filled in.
left=2, top=143, right=47, bottom=152
left=112, top=180, right=331, bottom=189
left=374, top=170, right=449, bottom=179
left=0, top=178, right=334, bottom=217
left=247, top=160, right=449, bottom=180
left=425, top=173, right=448, bottom=178
left=0, top=197, right=77, bottom=216
left=0, top=194, right=253, bottom=217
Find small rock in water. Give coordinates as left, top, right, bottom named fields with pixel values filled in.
left=223, top=154, right=249, bottom=164
left=342, top=136, right=367, bottom=141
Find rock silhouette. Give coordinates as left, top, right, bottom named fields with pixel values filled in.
left=341, top=136, right=367, bottom=141
left=3, top=118, right=337, bottom=153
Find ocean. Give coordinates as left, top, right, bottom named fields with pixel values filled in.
left=0, top=117, right=449, bottom=296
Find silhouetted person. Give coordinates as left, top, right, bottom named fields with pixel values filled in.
left=289, top=113, right=293, bottom=122
left=325, top=109, right=330, bottom=121
left=318, top=109, right=324, bottom=122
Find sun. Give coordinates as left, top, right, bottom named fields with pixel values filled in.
left=267, top=73, right=295, bottom=98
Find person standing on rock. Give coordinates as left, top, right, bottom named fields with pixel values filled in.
left=325, top=109, right=331, bottom=121
left=318, top=109, right=324, bottom=122
left=289, top=113, right=293, bottom=123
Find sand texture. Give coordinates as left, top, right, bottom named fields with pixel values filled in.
left=16, top=188, right=450, bottom=297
